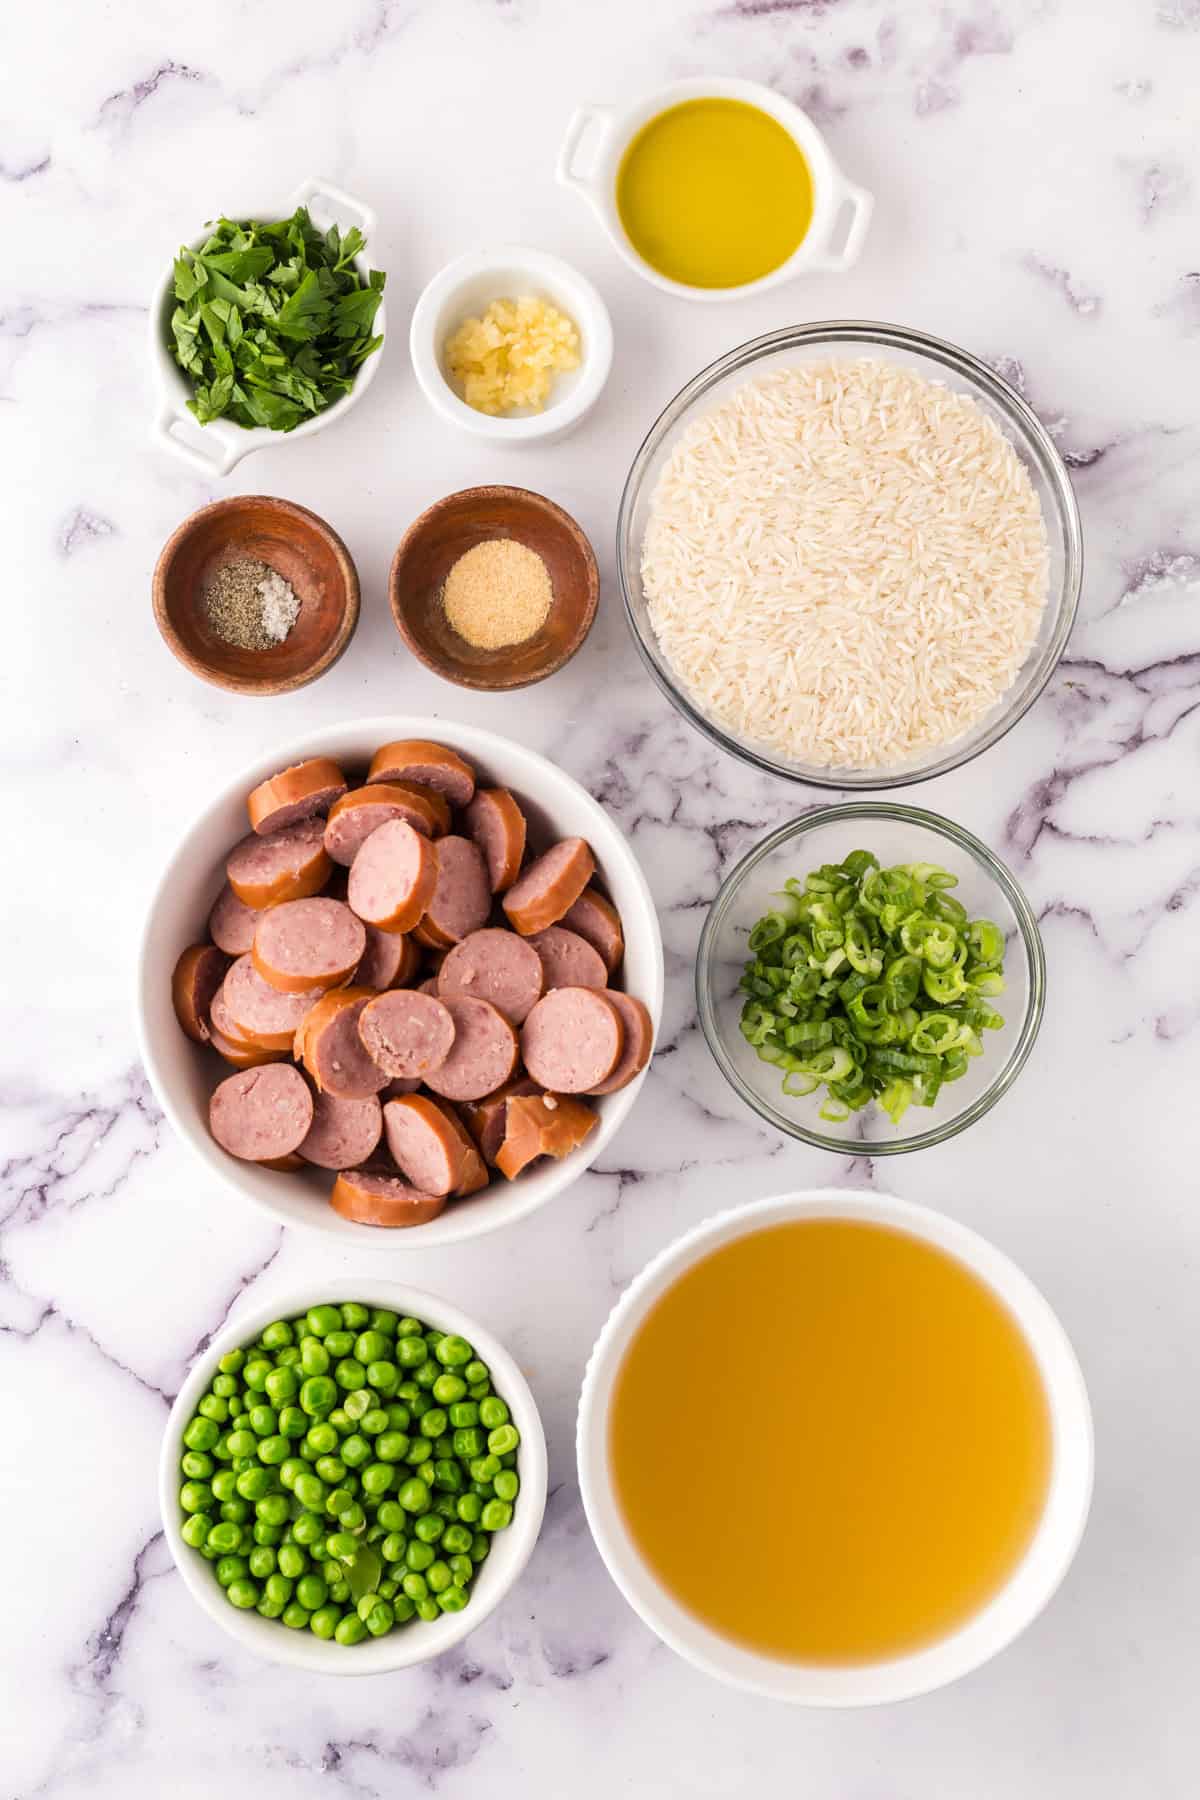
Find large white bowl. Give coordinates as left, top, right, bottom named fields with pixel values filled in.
left=137, top=715, right=664, bottom=1246
left=578, top=1188, right=1093, bottom=1706
left=160, top=1279, right=547, bottom=1673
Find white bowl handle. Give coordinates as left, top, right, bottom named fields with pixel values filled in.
left=556, top=105, right=616, bottom=197
left=151, top=405, right=248, bottom=478
left=807, top=173, right=874, bottom=272
left=287, top=175, right=377, bottom=242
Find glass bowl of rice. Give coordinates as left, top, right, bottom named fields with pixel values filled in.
left=696, top=803, right=1046, bottom=1154
left=617, top=321, right=1082, bottom=788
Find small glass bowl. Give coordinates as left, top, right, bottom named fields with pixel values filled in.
left=696, top=803, right=1045, bottom=1155
left=617, top=320, right=1083, bottom=789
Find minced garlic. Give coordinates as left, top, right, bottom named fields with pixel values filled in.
left=444, top=296, right=580, bottom=416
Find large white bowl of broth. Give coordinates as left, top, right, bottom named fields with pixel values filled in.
left=577, top=1189, right=1093, bottom=1705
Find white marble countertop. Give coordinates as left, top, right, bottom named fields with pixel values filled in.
left=5, top=0, right=1199, bottom=1792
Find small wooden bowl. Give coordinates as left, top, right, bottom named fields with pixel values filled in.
left=153, top=496, right=360, bottom=696
left=389, top=486, right=599, bottom=690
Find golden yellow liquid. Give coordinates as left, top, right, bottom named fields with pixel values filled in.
left=615, top=98, right=814, bottom=289
left=609, top=1220, right=1052, bottom=1664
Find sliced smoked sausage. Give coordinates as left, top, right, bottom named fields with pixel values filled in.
left=502, top=838, right=595, bottom=936
left=423, top=996, right=518, bottom=1104
left=463, top=788, right=526, bottom=893
left=354, top=926, right=419, bottom=991
left=247, top=758, right=347, bottom=835
left=425, top=1098, right=490, bottom=1196
left=330, top=1169, right=447, bottom=1229
left=420, top=837, right=491, bottom=945
left=382, top=1093, right=469, bottom=1196
left=358, top=989, right=456, bottom=1080
left=209, top=1024, right=287, bottom=1071
left=527, top=926, right=607, bottom=992
left=436, top=929, right=543, bottom=1026
left=495, top=1093, right=600, bottom=1180
left=589, top=992, right=654, bottom=1095
left=251, top=898, right=366, bottom=994
left=222, top=956, right=324, bottom=1050
left=324, top=783, right=450, bottom=866
left=462, top=1075, right=541, bottom=1165
left=521, top=987, right=624, bottom=1092
left=209, top=1064, right=314, bottom=1163
left=172, top=944, right=230, bottom=1043
left=297, top=1091, right=383, bottom=1170
left=295, top=987, right=390, bottom=1098
left=208, top=882, right=261, bottom=955
left=561, top=887, right=624, bottom=974
left=348, top=819, right=437, bottom=934
left=227, top=817, right=331, bottom=909
left=367, top=740, right=476, bottom=809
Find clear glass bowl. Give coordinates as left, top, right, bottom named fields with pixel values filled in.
left=696, top=803, right=1046, bottom=1154
left=617, top=321, right=1083, bottom=789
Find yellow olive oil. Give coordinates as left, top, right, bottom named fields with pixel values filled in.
left=609, top=1219, right=1052, bottom=1664
left=615, top=98, right=814, bottom=288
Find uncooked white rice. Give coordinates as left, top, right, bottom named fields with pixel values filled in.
left=640, top=359, right=1050, bottom=770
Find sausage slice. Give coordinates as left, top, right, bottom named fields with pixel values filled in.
left=251, top=898, right=366, bottom=994
left=222, top=956, right=325, bottom=1050
left=589, top=993, right=655, bottom=1094
left=561, top=887, right=625, bottom=974
left=297, top=1091, right=383, bottom=1170
left=227, top=817, right=331, bottom=909
left=209, top=1064, right=314, bottom=1163
left=495, top=1093, right=600, bottom=1180
left=354, top=926, right=419, bottom=991
left=247, top=758, right=348, bottom=836
left=521, top=988, right=624, bottom=1092
left=324, top=783, right=450, bottom=866
left=463, top=789, right=527, bottom=893
left=209, top=1026, right=286, bottom=1071
left=295, top=987, right=390, bottom=1098
left=425, top=1098, right=491, bottom=1196
left=172, top=944, right=230, bottom=1043
left=423, top=997, right=518, bottom=1103
left=436, top=929, right=544, bottom=1026
left=502, top=838, right=595, bottom=935
left=367, top=740, right=476, bottom=809
left=348, top=819, right=437, bottom=934
left=527, top=926, right=607, bottom=992
left=330, top=1169, right=447, bottom=1229
left=421, top=837, right=491, bottom=945
left=462, top=1076, right=542, bottom=1165
left=382, top=1094, right=467, bottom=1196
left=358, top=990, right=456, bottom=1079
left=208, top=882, right=261, bottom=955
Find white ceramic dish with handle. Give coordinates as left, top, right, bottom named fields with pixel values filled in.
left=160, top=1278, right=547, bottom=1674
left=578, top=1188, right=1093, bottom=1706
left=136, top=715, right=664, bottom=1247
left=149, top=175, right=387, bottom=477
left=556, top=77, right=872, bottom=301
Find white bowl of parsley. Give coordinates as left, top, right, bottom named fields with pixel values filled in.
left=151, top=176, right=387, bottom=477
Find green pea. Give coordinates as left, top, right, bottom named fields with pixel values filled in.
left=264, top=1366, right=298, bottom=1407
left=247, top=1404, right=277, bottom=1438
left=258, top=1320, right=292, bottom=1352
left=470, top=1453, right=502, bottom=1483
left=467, top=1381, right=490, bottom=1401
left=181, top=1514, right=210, bottom=1549
left=366, top=1361, right=398, bottom=1396
left=225, top=1428, right=257, bottom=1459
left=431, top=1458, right=464, bottom=1494
left=253, top=1521, right=284, bottom=1547
left=424, top=1328, right=445, bottom=1349
left=328, top=1407, right=352, bottom=1434
left=396, top=1336, right=427, bottom=1371
left=397, top=1476, right=430, bottom=1514
left=349, top=1330, right=385, bottom=1366
left=305, top=1421, right=338, bottom=1456
left=448, top=1553, right=474, bottom=1587
left=326, top=1486, right=354, bottom=1517
left=432, top=1373, right=467, bottom=1406
left=470, top=1480, right=494, bottom=1500
left=403, top=1538, right=434, bottom=1573
left=470, top=1532, right=490, bottom=1563
left=396, top=1316, right=423, bottom=1338
left=378, top=1576, right=398, bottom=1601
left=256, top=1493, right=290, bottom=1527
left=315, top=1456, right=346, bottom=1485
left=437, top=1584, right=469, bottom=1613
left=337, top=1302, right=367, bottom=1331
left=405, top=1438, right=432, bottom=1467
left=339, top=1501, right=366, bottom=1532
left=296, top=1339, right=327, bottom=1379
left=279, top=1457, right=306, bottom=1489
left=420, top=1408, right=447, bottom=1439
left=257, top=1435, right=290, bottom=1467
left=441, top=1524, right=473, bottom=1555
left=257, top=1593, right=285, bottom=1620
left=212, top=1434, right=233, bottom=1462
left=376, top=1432, right=409, bottom=1463
left=210, top=1374, right=237, bottom=1401
left=328, top=1578, right=351, bottom=1604
left=487, top=1424, right=520, bottom=1457
left=334, top=1358, right=365, bottom=1392
left=493, top=1469, right=520, bottom=1503
left=414, top=1361, right=440, bottom=1391
left=278, top=1406, right=308, bottom=1440
left=381, top=1531, right=407, bottom=1562
left=364, top=1599, right=394, bottom=1637
left=262, top=1573, right=292, bottom=1608
left=248, top=1545, right=277, bottom=1578
left=360, top=1408, right=389, bottom=1437
left=299, top=1376, right=338, bottom=1417
left=206, top=1520, right=241, bottom=1554
left=396, top=1383, right=423, bottom=1409
left=209, top=1471, right=236, bottom=1505
left=334, top=1613, right=367, bottom=1646
left=214, top=1554, right=246, bottom=1588
left=278, top=1543, right=307, bottom=1579
left=243, top=1359, right=272, bottom=1393
left=413, top=1513, right=445, bottom=1544
left=199, top=1544, right=220, bottom=1562
left=463, top=1359, right=489, bottom=1386
left=426, top=1334, right=467, bottom=1369
left=218, top=1348, right=245, bottom=1376
left=235, top=1467, right=272, bottom=1502
left=219, top=1499, right=250, bottom=1525
left=327, top=1531, right=359, bottom=1561
left=401, top=1571, right=428, bottom=1601
left=227, top=1396, right=246, bottom=1419
left=425, top=1559, right=452, bottom=1594
left=283, top=1569, right=322, bottom=1610
left=433, top=1434, right=456, bottom=1460
left=340, top=1433, right=370, bottom=1468
left=450, top=1427, right=480, bottom=1459
left=292, top=1510, right=324, bottom=1547
left=279, top=1602, right=308, bottom=1630
left=448, top=1401, right=478, bottom=1429
left=291, top=1473, right=324, bottom=1512
left=179, top=1481, right=213, bottom=1514
left=359, top=1462, right=392, bottom=1498
left=343, top=1388, right=371, bottom=1423
left=377, top=1500, right=407, bottom=1532
left=310, top=1605, right=339, bottom=1640
left=478, top=1395, right=509, bottom=1429
left=456, top=1493, right=483, bottom=1525
left=226, top=1578, right=260, bottom=1610
left=198, top=1395, right=228, bottom=1425
left=183, top=1417, right=219, bottom=1453
left=181, top=1450, right=213, bottom=1481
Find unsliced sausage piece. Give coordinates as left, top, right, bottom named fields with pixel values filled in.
left=172, top=944, right=230, bottom=1042
left=354, top=926, right=419, bottom=991
left=495, top=1093, right=600, bottom=1180
left=527, top=926, right=607, bottom=992
left=367, top=740, right=476, bottom=809
left=208, top=882, right=261, bottom=955
left=382, top=1094, right=466, bottom=1195
left=348, top=820, right=437, bottom=934
left=425, top=1098, right=490, bottom=1196
left=222, top=956, right=325, bottom=1050
left=521, top=988, right=624, bottom=1092
left=210, top=1064, right=314, bottom=1162
left=227, top=817, right=331, bottom=909
left=298, top=1091, right=383, bottom=1170
left=589, top=993, right=655, bottom=1095
left=463, top=788, right=527, bottom=893
left=358, top=990, right=456, bottom=1080
left=437, top=929, right=544, bottom=1026
left=252, top=898, right=366, bottom=994
left=330, top=1169, right=447, bottom=1229
left=561, top=887, right=625, bottom=974
left=462, top=1076, right=542, bottom=1165
left=324, top=783, right=450, bottom=865
left=248, top=758, right=348, bottom=835
left=296, top=988, right=390, bottom=1098
left=423, top=997, right=518, bottom=1104
left=502, top=838, right=595, bottom=935
left=421, top=837, right=491, bottom=945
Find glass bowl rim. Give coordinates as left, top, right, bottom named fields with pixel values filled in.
left=695, top=801, right=1047, bottom=1154
left=616, top=318, right=1084, bottom=791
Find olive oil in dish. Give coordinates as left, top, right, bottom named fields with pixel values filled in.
left=609, top=1219, right=1052, bottom=1664
left=615, top=98, right=814, bottom=289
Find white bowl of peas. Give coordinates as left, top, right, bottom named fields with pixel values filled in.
left=160, top=1281, right=547, bottom=1672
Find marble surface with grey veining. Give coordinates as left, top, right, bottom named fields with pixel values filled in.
left=4, top=0, right=1200, bottom=1793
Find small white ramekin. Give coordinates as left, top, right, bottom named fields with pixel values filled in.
left=160, top=1279, right=547, bottom=1674
left=557, top=77, right=873, bottom=301
left=149, top=176, right=387, bottom=478
left=408, top=247, right=613, bottom=444
left=578, top=1188, right=1093, bottom=1706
